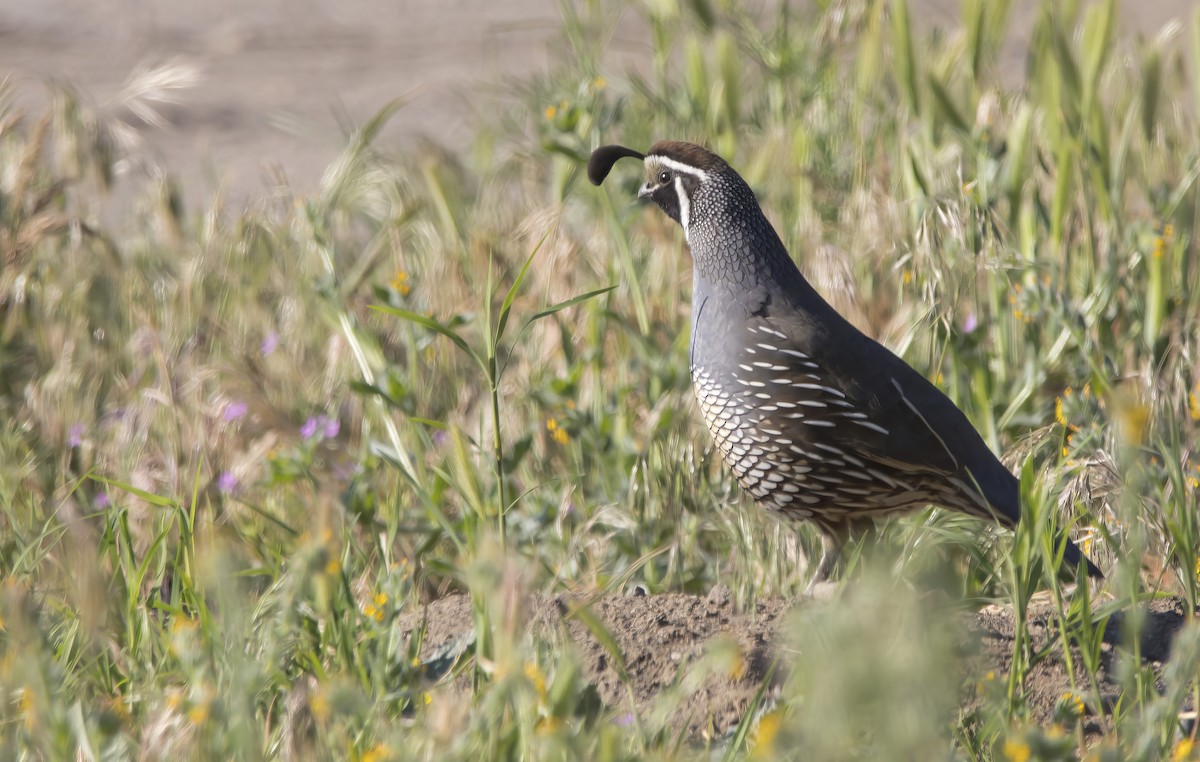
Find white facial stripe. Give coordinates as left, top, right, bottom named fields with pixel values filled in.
left=674, top=176, right=690, bottom=242
left=647, top=156, right=709, bottom=182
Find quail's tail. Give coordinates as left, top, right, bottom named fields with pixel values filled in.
left=982, top=467, right=1103, bottom=580
left=1061, top=536, right=1104, bottom=580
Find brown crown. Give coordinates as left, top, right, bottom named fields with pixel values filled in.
left=646, top=141, right=730, bottom=173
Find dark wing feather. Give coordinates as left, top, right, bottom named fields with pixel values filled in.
left=749, top=316, right=1020, bottom=526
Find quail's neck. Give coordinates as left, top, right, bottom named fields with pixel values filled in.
left=689, top=208, right=814, bottom=309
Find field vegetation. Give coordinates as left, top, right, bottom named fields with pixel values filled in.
left=2, top=0, right=1199, bottom=758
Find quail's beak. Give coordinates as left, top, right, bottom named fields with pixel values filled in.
left=637, top=183, right=654, bottom=200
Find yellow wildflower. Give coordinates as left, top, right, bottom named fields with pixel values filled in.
left=1003, top=739, right=1032, bottom=762
left=390, top=271, right=411, bottom=296
left=546, top=418, right=570, bottom=444
left=1173, top=738, right=1194, bottom=761
left=310, top=689, right=330, bottom=722
left=1060, top=691, right=1084, bottom=716
left=728, top=650, right=747, bottom=681
left=524, top=661, right=547, bottom=698
left=20, top=685, right=35, bottom=730
left=363, top=593, right=386, bottom=622
left=1189, top=391, right=1200, bottom=421
left=593, top=76, right=607, bottom=91
left=362, top=744, right=392, bottom=762
left=544, top=104, right=558, bottom=120
left=188, top=700, right=210, bottom=726
left=752, top=709, right=783, bottom=758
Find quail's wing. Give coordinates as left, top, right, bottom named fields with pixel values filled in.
left=738, top=317, right=1005, bottom=521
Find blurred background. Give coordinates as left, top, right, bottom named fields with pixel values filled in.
left=0, top=0, right=1187, bottom=205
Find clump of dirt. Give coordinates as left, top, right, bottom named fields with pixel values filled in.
left=968, top=596, right=1193, bottom=738
left=398, top=590, right=1197, bottom=741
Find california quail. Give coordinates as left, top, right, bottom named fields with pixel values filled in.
left=588, top=140, right=1102, bottom=590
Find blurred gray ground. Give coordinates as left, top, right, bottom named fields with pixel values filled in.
left=0, top=0, right=1190, bottom=205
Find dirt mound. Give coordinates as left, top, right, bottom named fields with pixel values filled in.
left=399, top=591, right=1197, bottom=741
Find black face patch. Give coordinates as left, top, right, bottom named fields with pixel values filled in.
left=645, top=172, right=700, bottom=226
left=650, top=182, right=681, bottom=223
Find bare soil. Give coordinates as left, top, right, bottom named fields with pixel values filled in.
left=399, top=590, right=1197, bottom=742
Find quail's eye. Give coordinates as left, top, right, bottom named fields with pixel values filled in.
left=658, top=171, right=671, bottom=184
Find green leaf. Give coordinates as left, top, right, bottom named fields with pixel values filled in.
left=94, top=477, right=177, bottom=507
left=1050, top=139, right=1075, bottom=250
left=926, top=75, right=968, bottom=135
left=1080, top=0, right=1115, bottom=120
left=1004, top=103, right=1034, bottom=219
left=496, top=229, right=552, bottom=345
left=892, top=0, right=920, bottom=115
left=530, top=284, right=618, bottom=323
left=371, top=304, right=486, bottom=376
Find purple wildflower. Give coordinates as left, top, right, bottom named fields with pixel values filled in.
left=95, top=492, right=110, bottom=508
left=962, top=312, right=978, bottom=334
left=223, top=401, right=248, bottom=422
left=217, top=471, right=238, bottom=494
left=260, top=331, right=279, bottom=357
left=612, top=712, right=634, bottom=727
left=301, top=416, right=320, bottom=439
left=67, top=423, right=85, bottom=448
left=301, top=414, right=340, bottom=440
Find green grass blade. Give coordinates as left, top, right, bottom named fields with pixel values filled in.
left=371, top=304, right=486, bottom=376
left=892, top=0, right=920, bottom=115
left=95, top=477, right=177, bottom=508
left=495, top=228, right=553, bottom=346
left=529, top=284, right=617, bottom=322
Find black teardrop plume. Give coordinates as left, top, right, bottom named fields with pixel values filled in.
left=587, top=145, right=645, bottom=186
